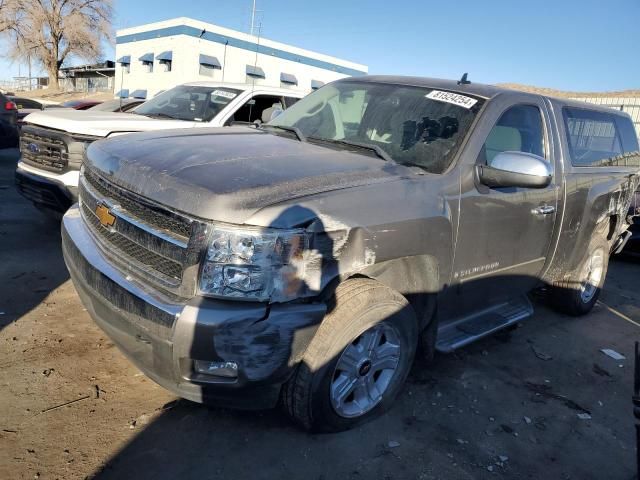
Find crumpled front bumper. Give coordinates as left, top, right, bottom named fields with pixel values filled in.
left=61, top=205, right=326, bottom=409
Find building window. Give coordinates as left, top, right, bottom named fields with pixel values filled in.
left=199, top=54, right=221, bottom=77
left=246, top=65, right=266, bottom=80
left=156, top=51, right=172, bottom=73
left=139, top=53, right=154, bottom=73
left=280, top=72, right=298, bottom=87
left=199, top=64, right=214, bottom=77
left=117, top=56, right=131, bottom=74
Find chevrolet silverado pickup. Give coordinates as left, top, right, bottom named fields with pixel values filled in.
left=61, top=76, right=640, bottom=431
left=15, top=82, right=304, bottom=214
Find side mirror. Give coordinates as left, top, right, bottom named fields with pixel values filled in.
left=477, top=151, right=552, bottom=189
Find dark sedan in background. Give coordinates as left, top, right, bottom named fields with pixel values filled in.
left=0, top=93, right=18, bottom=148
left=9, top=96, right=65, bottom=129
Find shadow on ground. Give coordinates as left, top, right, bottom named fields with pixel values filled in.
left=92, top=282, right=639, bottom=480
left=0, top=148, right=69, bottom=332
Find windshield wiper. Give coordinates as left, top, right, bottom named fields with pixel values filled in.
left=310, top=137, right=393, bottom=162
left=261, top=124, right=307, bottom=142
left=143, top=112, right=180, bottom=120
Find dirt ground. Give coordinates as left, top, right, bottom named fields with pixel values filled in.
left=7, top=90, right=114, bottom=105
left=1, top=148, right=639, bottom=480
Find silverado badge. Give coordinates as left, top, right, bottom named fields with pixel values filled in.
left=95, top=204, right=116, bottom=228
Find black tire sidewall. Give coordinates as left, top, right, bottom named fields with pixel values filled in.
left=307, top=298, right=417, bottom=432
left=569, top=235, right=609, bottom=315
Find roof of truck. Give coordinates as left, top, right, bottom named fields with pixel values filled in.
left=345, top=76, right=635, bottom=118
left=344, top=75, right=508, bottom=99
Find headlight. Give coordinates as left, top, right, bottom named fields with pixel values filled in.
left=199, top=224, right=309, bottom=301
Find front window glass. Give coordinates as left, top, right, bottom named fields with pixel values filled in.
left=481, top=105, right=545, bottom=165
left=269, top=81, right=484, bottom=173
left=134, top=86, right=242, bottom=122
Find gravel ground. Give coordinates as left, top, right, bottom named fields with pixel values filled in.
left=1, top=148, right=639, bottom=480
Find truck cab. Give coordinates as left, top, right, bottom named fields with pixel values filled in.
left=15, top=82, right=305, bottom=214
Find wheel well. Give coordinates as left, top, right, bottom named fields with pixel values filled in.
left=319, top=271, right=437, bottom=333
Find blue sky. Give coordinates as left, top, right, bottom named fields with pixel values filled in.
left=3, top=0, right=638, bottom=91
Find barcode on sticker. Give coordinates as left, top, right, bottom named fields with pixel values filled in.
left=212, top=90, right=237, bottom=99
left=426, top=90, right=478, bottom=109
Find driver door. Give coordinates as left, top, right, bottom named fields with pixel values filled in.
left=447, top=98, right=559, bottom=317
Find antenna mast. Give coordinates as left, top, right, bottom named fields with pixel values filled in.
left=250, top=0, right=257, bottom=36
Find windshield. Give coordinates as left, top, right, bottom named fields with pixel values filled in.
left=269, top=81, right=484, bottom=173
left=134, top=86, right=242, bottom=122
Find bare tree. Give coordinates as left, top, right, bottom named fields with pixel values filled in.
left=1, top=0, right=113, bottom=89
left=0, top=0, right=21, bottom=35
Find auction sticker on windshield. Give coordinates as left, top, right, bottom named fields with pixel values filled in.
left=426, top=90, right=478, bottom=109
left=212, top=90, right=237, bottom=99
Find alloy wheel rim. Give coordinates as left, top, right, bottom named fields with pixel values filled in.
left=330, top=323, right=401, bottom=418
left=580, top=248, right=604, bottom=303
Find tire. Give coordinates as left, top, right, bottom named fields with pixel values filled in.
left=550, top=234, right=609, bottom=316
left=417, top=314, right=438, bottom=364
left=282, top=278, right=418, bottom=432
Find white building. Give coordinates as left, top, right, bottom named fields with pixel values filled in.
left=114, top=17, right=368, bottom=99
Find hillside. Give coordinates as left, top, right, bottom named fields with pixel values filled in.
left=497, top=83, right=640, bottom=98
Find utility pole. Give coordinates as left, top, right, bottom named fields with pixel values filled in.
left=28, top=53, right=32, bottom=91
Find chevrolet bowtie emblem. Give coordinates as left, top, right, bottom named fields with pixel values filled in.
left=95, top=204, right=116, bottom=228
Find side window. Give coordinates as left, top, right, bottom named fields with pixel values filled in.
left=231, top=95, right=284, bottom=124
left=482, top=104, right=545, bottom=165
left=283, top=96, right=300, bottom=108
left=562, top=107, right=636, bottom=167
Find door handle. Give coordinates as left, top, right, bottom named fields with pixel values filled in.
left=532, top=205, right=555, bottom=215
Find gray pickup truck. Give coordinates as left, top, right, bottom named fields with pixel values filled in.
left=61, top=76, right=640, bottom=431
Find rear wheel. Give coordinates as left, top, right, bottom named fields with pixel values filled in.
left=551, top=235, right=609, bottom=316
left=282, top=278, right=418, bottom=432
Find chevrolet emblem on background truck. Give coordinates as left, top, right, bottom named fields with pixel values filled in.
left=95, top=204, right=116, bottom=227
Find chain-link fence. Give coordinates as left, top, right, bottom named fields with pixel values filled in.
left=59, top=75, right=113, bottom=93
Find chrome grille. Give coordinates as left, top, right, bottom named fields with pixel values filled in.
left=80, top=201, right=184, bottom=281
left=20, top=130, right=67, bottom=172
left=79, top=169, right=207, bottom=296
left=84, top=169, right=191, bottom=239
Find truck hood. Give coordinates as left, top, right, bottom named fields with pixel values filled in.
left=85, top=127, right=414, bottom=224
left=24, top=109, right=195, bottom=137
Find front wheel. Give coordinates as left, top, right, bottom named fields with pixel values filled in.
left=282, top=279, right=418, bottom=432
left=550, top=235, right=609, bottom=316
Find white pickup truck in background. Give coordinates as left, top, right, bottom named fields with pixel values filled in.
left=15, top=82, right=305, bottom=214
